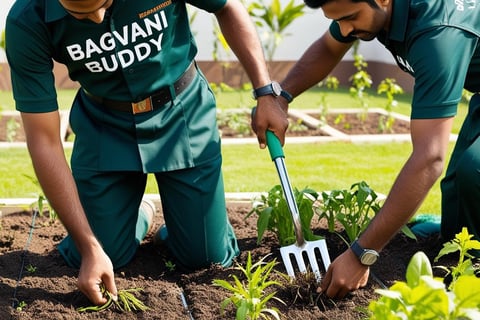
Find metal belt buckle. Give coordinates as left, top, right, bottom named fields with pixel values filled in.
left=132, top=97, right=153, bottom=114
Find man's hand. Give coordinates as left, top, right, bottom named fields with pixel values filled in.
left=318, top=249, right=369, bottom=299
left=77, top=247, right=117, bottom=305
left=251, top=95, right=289, bottom=149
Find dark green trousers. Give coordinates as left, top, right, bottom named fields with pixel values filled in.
left=441, top=93, right=480, bottom=249
left=58, top=156, right=239, bottom=270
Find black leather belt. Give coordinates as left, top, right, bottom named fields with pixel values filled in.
left=83, top=63, right=197, bottom=114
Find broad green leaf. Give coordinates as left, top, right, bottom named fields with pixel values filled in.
left=406, top=252, right=432, bottom=288
left=256, top=207, right=272, bottom=244
left=453, top=275, right=480, bottom=308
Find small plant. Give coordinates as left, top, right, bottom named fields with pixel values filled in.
left=77, top=284, right=149, bottom=313
left=213, top=252, right=285, bottom=320
left=217, top=109, right=252, bottom=137
left=434, top=227, right=480, bottom=289
left=23, top=174, right=57, bottom=222
left=15, top=300, right=27, bottom=311
left=316, top=181, right=381, bottom=245
left=247, top=185, right=321, bottom=246
left=377, top=78, right=404, bottom=133
left=368, top=250, right=480, bottom=319
left=25, top=264, right=37, bottom=274
left=349, top=50, right=372, bottom=121
left=6, top=117, right=20, bottom=142
left=287, top=118, right=308, bottom=132
left=317, top=76, right=340, bottom=124
left=165, top=260, right=176, bottom=272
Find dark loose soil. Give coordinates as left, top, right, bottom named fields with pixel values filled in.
left=324, top=112, right=410, bottom=135
left=0, top=202, right=455, bottom=320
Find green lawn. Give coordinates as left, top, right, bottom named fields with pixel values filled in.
left=0, top=86, right=469, bottom=217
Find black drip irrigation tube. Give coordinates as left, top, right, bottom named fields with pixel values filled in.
left=370, top=270, right=388, bottom=289
left=179, top=289, right=195, bottom=320
left=11, top=209, right=39, bottom=309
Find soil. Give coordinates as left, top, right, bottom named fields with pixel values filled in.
left=322, top=112, right=410, bottom=135
left=0, top=202, right=456, bottom=320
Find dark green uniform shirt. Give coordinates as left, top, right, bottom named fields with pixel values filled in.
left=6, top=0, right=226, bottom=172
left=330, top=0, right=480, bottom=119
left=6, top=0, right=225, bottom=112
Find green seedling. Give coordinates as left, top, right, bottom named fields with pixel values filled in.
left=213, top=252, right=285, bottom=320
left=317, top=75, right=339, bottom=124
left=77, top=284, right=149, bottom=313
left=23, top=174, right=58, bottom=222
left=165, top=260, right=176, bottom=272
left=25, top=264, right=37, bottom=274
left=6, top=117, right=20, bottom=142
left=247, top=185, right=321, bottom=247
left=216, top=109, right=252, bottom=137
left=15, top=300, right=27, bottom=311
left=434, top=227, right=480, bottom=289
left=377, top=77, right=404, bottom=133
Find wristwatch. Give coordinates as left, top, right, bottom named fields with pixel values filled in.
left=280, top=89, right=293, bottom=103
left=350, top=239, right=379, bottom=266
left=252, top=81, right=282, bottom=99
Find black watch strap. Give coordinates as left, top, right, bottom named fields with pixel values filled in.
left=280, top=90, right=293, bottom=103
left=252, top=81, right=282, bottom=99
left=351, top=239, right=379, bottom=266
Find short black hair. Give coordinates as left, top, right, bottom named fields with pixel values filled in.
left=304, top=0, right=379, bottom=9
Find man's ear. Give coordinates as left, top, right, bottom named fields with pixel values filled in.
left=376, top=0, right=391, bottom=11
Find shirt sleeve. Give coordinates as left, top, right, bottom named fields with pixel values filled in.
left=409, top=27, right=476, bottom=119
left=187, top=0, right=227, bottom=13
left=5, top=17, right=59, bottom=113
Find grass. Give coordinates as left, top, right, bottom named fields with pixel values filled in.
left=0, top=86, right=469, bottom=216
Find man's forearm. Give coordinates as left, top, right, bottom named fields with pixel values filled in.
left=359, top=154, right=442, bottom=251
left=27, top=141, right=101, bottom=255
left=215, top=0, right=271, bottom=87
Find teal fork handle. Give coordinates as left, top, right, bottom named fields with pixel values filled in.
left=265, top=130, right=305, bottom=246
left=266, top=130, right=284, bottom=160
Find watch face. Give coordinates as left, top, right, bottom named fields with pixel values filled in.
left=272, top=81, right=282, bottom=96
left=360, top=250, right=378, bottom=265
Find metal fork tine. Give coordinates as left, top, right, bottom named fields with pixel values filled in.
left=280, top=249, right=296, bottom=277
left=295, top=251, right=307, bottom=273
left=318, top=240, right=331, bottom=270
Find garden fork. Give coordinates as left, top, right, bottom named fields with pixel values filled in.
left=266, top=130, right=331, bottom=281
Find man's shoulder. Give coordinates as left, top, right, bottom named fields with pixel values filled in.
left=407, top=0, right=480, bottom=33
left=7, top=0, right=66, bottom=25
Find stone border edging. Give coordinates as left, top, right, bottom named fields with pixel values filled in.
left=0, top=193, right=262, bottom=216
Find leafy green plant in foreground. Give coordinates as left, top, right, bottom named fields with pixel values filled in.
left=247, top=185, right=322, bottom=246
left=368, top=230, right=480, bottom=319
left=77, top=284, right=149, bottom=313
left=434, top=227, right=480, bottom=290
left=213, top=252, right=285, bottom=320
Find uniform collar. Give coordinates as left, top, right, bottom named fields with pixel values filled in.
left=45, top=0, right=69, bottom=23
left=387, top=0, right=409, bottom=42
